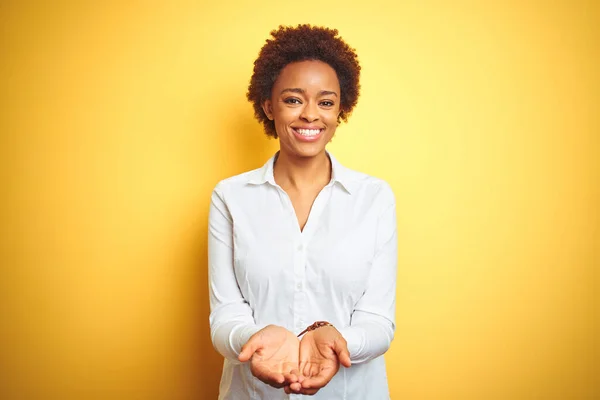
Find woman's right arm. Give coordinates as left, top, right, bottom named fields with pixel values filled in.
left=208, top=184, right=262, bottom=363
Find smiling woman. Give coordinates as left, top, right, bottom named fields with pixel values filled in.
left=263, top=61, right=341, bottom=159
left=247, top=24, right=360, bottom=139
left=208, top=25, right=397, bottom=399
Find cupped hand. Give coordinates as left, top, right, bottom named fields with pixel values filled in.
left=238, top=325, right=300, bottom=388
left=284, top=326, right=351, bottom=395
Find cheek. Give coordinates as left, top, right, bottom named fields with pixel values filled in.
left=325, top=110, right=340, bottom=125
left=274, top=108, right=299, bottom=124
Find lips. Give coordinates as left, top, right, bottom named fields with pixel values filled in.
left=292, top=127, right=324, bottom=142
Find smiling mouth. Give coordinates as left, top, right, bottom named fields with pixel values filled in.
left=293, top=128, right=323, bottom=137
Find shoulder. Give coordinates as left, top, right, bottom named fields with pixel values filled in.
left=342, top=166, right=396, bottom=206
left=214, top=168, right=261, bottom=193
left=212, top=154, right=275, bottom=196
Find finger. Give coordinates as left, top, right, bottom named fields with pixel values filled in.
left=289, top=368, right=306, bottom=385
left=288, top=382, right=302, bottom=393
left=263, top=373, right=286, bottom=388
left=271, top=373, right=286, bottom=388
left=301, top=373, right=330, bottom=390
left=284, top=385, right=291, bottom=394
left=333, top=339, right=351, bottom=368
left=238, top=338, right=261, bottom=363
left=298, top=387, right=320, bottom=395
left=283, top=371, right=298, bottom=384
left=299, top=357, right=320, bottom=378
left=289, top=369, right=302, bottom=382
left=253, top=367, right=286, bottom=388
left=299, top=361, right=311, bottom=378
left=310, top=362, right=320, bottom=378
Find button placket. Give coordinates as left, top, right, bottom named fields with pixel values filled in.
left=293, top=237, right=306, bottom=335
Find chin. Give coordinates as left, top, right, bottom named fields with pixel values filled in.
left=293, top=144, right=327, bottom=159
left=279, top=132, right=331, bottom=159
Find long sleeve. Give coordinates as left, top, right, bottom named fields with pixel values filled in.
left=208, top=185, right=261, bottom=363
left=338, top=185, right=397, bottom=364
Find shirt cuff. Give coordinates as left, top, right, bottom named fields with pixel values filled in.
left=337, top=326, right=362, bottom=359
left=230, top=323, right=264, bottom=356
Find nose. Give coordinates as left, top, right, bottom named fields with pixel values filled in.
left=300, top=101, right=319, bottom=122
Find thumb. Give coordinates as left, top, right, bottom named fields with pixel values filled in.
left=333, top=338, right=351, bottom=368
left=238, top=335, right=262, bottom=363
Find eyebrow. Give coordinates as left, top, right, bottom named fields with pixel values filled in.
left=280, top=88, right=338, bottom=97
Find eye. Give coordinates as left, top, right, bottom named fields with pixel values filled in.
left=284, top=97, right=302, bottom=105
left=320, top=100, right=335, bottom=107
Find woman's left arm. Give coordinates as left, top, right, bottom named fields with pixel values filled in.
left=338, top=183, right=398, bottom=364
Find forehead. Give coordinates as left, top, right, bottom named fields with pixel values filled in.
left=273, top=60, right=340, bottom=92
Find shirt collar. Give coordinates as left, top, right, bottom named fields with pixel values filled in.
left=247, top=151, right=355, bottom=194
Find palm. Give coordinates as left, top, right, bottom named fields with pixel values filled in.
left=248, top=327, right=299, bottom=388
left=298, top=331, right=339, bottom=385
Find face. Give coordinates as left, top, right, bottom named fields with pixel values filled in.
left=262, top=60, right=341, bottom=159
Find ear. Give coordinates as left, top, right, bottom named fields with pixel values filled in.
left=262, top=100, right=274, bottom=120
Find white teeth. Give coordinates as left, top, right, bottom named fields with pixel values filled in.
left=296, top=128, right=321, bottom=136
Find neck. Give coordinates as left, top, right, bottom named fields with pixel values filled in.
left=273, top=149, right=331, bottom=190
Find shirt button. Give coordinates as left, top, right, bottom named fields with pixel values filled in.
left=296, top=283, right=302, bottom=290
left=297, top=244, right=303, bottom=252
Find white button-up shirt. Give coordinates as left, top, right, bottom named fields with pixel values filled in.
left=209, top=152, right=397, bottom=400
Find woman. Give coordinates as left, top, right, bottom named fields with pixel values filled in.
left=209, top=25, right=397, bottom=399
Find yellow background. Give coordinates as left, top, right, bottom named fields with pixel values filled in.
left=1, top=1, right=598, bottom=399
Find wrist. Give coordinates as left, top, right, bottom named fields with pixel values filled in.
left=260, top=324, right=299, bottom=340
left=297, top=321, right=333, bottom=337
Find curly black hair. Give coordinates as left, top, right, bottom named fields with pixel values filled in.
left=247, top=24, right=361, bottom=138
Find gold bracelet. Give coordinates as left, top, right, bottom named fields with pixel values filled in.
left=297, top=321, right=333, bottom=337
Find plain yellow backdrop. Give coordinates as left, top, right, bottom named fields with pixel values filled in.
left=1, top=1, right=598, bottom=399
